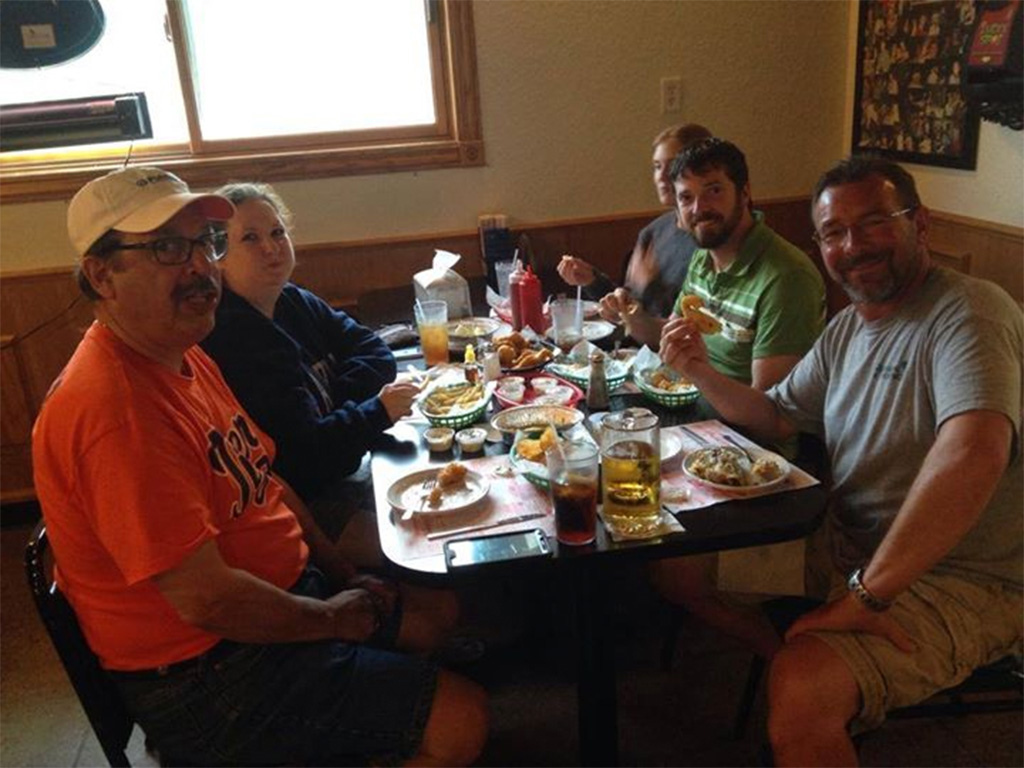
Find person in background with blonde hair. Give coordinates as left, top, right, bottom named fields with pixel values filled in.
left=201, top=183, right=420, bottom=558
left=557, top=122, right=712, bottom=321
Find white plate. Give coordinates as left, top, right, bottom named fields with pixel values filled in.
left=682, top=446, right=790, bottom=495
left=545, top=319, right=616, bottom=344
left=661, top=432, right=684, bottom=471
left=387, top=467, right=490, bottom=514
left=446, top=317, right=501, bottom=351
left=446, top=317, right=501, bottom=338
left=581, top=319, right=616, bottom=341
left=585, top=416, right=682, bottom=471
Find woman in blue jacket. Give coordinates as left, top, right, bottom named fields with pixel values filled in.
left=201, top=183, right=420, bottom=550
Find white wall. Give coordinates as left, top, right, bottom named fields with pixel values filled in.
left=908, top=122, right=1024, bottom=226
left=3, top=0, right=851, bottom=273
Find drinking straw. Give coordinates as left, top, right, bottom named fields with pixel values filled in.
left=574, top=285, right=583, bottom=332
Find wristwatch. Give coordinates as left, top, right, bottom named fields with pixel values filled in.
left=847, top=567, right=893, bottom=612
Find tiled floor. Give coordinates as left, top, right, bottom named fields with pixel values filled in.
left=2, top=516, right=1021, bottom=767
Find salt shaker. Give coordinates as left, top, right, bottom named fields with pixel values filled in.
left=586, top=352, right=610, bottom=411
left=481, top=342, right=502, bottom=382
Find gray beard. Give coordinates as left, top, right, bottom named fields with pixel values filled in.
left=838, top=250, right=919, bottom=305
left=840, top=274, right=901, bottom=304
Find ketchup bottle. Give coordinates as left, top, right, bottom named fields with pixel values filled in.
left=509, top=261, right=526, bottom=331
left=517, top=266, right=545, bottom=334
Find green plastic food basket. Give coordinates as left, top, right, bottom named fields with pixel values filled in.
left=634, top=370, right=700, bottom=409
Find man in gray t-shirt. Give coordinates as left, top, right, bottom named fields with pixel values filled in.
left=660, top=156, right=1022, bottom=765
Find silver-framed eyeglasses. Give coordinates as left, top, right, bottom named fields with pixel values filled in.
left=106, top=232, right=228, bottom=266
left=813, top=207, right=916, bottom=250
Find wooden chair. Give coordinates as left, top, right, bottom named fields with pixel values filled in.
left=25, top=522, right=135, bottom=767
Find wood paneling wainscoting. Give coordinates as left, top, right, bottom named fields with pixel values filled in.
left=2, top=199, right=1020, bottom=504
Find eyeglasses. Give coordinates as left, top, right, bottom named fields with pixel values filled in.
left=106, top=232, right=228, bottom=266
left=813, top=207, right=916, bottom=250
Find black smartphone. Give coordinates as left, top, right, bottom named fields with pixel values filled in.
left=443, top=528, right=551, bottom=570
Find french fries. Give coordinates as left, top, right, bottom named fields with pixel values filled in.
left=423, top=382, right=485, bottom=415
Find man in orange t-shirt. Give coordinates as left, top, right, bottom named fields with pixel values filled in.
left=32, top=167, right=486, bottom=766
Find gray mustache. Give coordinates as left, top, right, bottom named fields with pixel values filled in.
left=174, top=276, right=219, bottom=301
left=838, top=251, right=888, bottom=271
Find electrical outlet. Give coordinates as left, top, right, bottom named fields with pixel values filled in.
left=661, top=76, right=682, bottom=114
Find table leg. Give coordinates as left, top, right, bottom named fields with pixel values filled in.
left=573, top=564, right=618, bottom=766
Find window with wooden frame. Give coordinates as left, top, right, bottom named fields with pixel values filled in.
left=0, top=0, right=483, bottom=203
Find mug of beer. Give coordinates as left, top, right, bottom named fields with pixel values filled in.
left=601, top=408, right=661, bottom=536
left=414, top=300, right=449, bottom=367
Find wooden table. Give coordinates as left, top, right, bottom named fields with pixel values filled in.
left=370, top=394, right=826, bottom=766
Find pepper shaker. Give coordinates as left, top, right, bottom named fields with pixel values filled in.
left=586, top=352, right=610, bottom=411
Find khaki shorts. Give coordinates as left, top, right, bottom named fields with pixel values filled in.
left=805, top=540, right=1023, bottom=733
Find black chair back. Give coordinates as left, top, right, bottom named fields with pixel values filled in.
left=25, top=521, right=134, bottom=767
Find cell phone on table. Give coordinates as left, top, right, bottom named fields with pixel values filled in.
left=443, top=529, right=552, bottom=570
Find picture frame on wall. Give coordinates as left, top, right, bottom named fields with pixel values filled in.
left=852, top=0, right=981, bottom=170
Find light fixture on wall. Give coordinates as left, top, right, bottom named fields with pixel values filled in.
left=0, top=0, right=105, bottom=69
left=0, top=92, right=152, bottom=153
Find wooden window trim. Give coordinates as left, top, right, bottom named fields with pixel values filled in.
left=0, top=0, right=483, bottom=204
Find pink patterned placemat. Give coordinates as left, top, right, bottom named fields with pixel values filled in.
left=386, top=421, right=820, bottom=561
left=389, top=454, right=556, bottom=561
left=662, top=420, right=820, bottom=512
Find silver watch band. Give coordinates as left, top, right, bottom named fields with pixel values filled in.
left=847, top=567, right=893, bottom=612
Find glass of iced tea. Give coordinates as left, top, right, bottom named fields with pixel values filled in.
left=546, top=440, right=599, bottom=546
left=601, top=408, right=660, bottom=536
left=414, top=300, right=449, bottom=367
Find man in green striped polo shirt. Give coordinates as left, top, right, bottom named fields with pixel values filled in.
left=671, top=138, right=825, bottom=389
left=647, top=138, right=826, bottom=661
left=605, top=137, right=824, bottom=392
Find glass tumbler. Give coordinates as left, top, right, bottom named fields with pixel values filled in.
left=546, top=439, right=599, bottom=546
left=549, top=297, right=584, bottom=353
left=414, top=300, right=449, bottom=367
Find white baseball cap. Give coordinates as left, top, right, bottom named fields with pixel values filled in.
left=67, top=167, right=235, bottom=257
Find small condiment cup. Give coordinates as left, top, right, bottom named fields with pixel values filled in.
left=455, top=427, right=487, bottom=453
left=498, top=381, right=525, bottom=402
left=531, top=376, right=558, bottom=393
left=424, top=427, right=455, bottom=452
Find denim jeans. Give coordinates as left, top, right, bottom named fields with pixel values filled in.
left=113, top=569, right=436, bottom=766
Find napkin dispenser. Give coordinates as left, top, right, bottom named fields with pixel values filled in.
left=413, top=249, right=472, bottom=319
